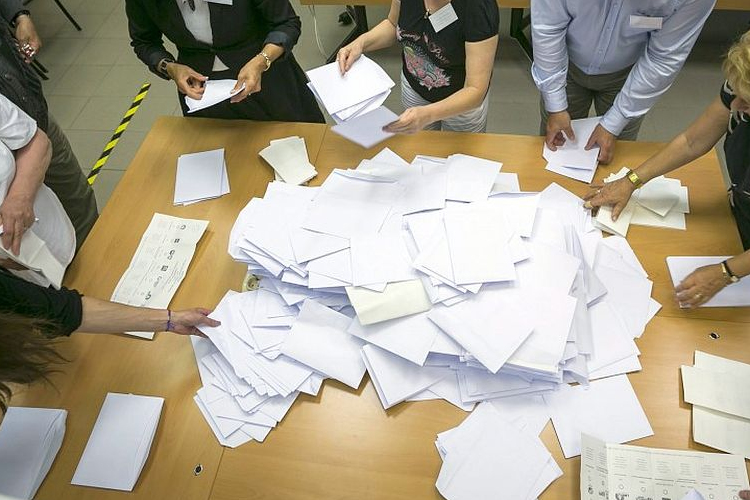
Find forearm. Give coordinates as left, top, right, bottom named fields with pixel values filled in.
left=259, top=42, right=284, bottom=63
left=357, top=19, right=397, bottom=53
left=78, top=296, right=167, bottom=333
left=421, top=86, right=485, bottom=123
left=727, top=251, right=750, bottom=280
left=8, top=129, right=50, bottom=203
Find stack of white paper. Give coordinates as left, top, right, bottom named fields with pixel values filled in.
left=306, top=56, right=395, bottom=124
left=667, top=256, right=750, bottom=307
left=0, top=229, right=66, bottom=289
left=581, top=434, right=750, bottom=500
left=174, top=148, right=230, bottom=205
left=259, top=136, right=317, bottom=185
left=111, top=214, right=209, bottom=339
left=435, top=403, right=562, bottom=500
left=185, top=79, right=243, bottom=113
left=594, top=168, right=690, bottom=236
left=72, top=393, right=163, bottom=491
left=681, top=351, right=750, bottom=458
left=543, top=117, right=600, bottom=183
left=0, top=407, right=66, bottom=500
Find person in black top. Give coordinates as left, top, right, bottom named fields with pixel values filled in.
left=337, top=0, right=498, bottom=134
left=125, top=0, right=324, bottom=123
left=0, top=270, right=220, bottom=411
left=583, top=30, right=750, bottom=308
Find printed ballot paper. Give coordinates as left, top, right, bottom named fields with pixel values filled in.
left=184, top=79, right=243, bottom=113
left=72, top=393, right=163, bottom=491
left=111, top=213, right=209, bottom=339
left=0, top=407, right=66, bottom=500
left=174, top=148, right=230, bottom=205
left=580, top=434, right=750, bottom=500
left=667, top=256, right=750, bottom=307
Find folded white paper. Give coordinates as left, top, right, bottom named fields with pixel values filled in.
left=185, top=79, right=243, bottom=113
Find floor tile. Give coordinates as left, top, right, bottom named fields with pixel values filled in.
left=73, top=37, right=132, bottom=66
left=94, top=8, right=130, bottom=39
left=46, top=95, right=88, bottom=129
left=94, top=64, right=175, bottom=99
left=69, top=96, right=132, bottom=131
left=55, top=13, right=109, bottom=39
left=72, top=0, right=120, bottom=15
left=47, top=64, right=111, bottom=97
left=103, top=130, right=148, bottom=171
left=37, top=37, right=88, bottom=66
left=128, top=96, right=182, bottom=132
left=64, top=129, right=114, bottom=173
left=92, top=168, right=125, bottom=209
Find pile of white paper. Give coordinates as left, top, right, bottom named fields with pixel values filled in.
left=174, top=148, right=230, bottom=205
left=667, top=256, right=750, bottom=307
left=111, top=213, right=209, bottom=339
left=71, top=393, right=163, bottom=491
left=581, top=433, right=750, bottom=500
left=435, top=402, right=561, bottom=500
left=594, top=168, right=690, bottom=237
left=681, top=351, right=750, bottom=458
left=0, top=407, right=66, bottom=500
left=192, top=146, right=661, bottom=465
left=543, top=117, right=600, bottom=183
left=306, top=56, right=399, bottom=148
left=185, top=79, right=243, bottom=113
left=259, top=136, right=317, bottom=185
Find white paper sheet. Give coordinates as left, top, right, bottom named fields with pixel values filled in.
left=330, top=106, right=399, bottom=148
left=681, top=365, right=750, bottom=419
left=185, top=79, right=242, bottom=113
left=72, top=393, right=163, bottom=491
left=346, top=279, right=432, bottom=326
left=445, top=154, right=501, bottom=202
left=174, top=148, right=229, bottom=205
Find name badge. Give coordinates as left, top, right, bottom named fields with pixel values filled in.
left=206, top=0, right=232, bottom=5
left=629, top=15, right=663, bottom=30
left=429, top=3, right=458, bottom=33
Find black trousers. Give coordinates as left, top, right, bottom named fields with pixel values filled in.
left=730, top=188, right=750, bottom=251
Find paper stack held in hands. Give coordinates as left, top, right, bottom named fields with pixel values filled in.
left=543, top=117, right=601, bottom=183
left=72, top=393, right=163, bottom=491
left=306, top=56, right=399, bottom=148
left=681, top=351, right=750, bottom=458
left=594, top=167, right=690, bottom=237
left=259, top=136, right=317, bottom=185
left=184, top=79, right=243, bottom=113
left=0, top=407, right=66, bottom=500
left=667, top=256, right=750, bottom=307
left=174, top=148, right=230, bottom=206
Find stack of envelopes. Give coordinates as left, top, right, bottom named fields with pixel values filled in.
left=259, top=136, right=317, bottom=186
left=174, top=148, right=230, bottom=206
left=193, top=147, right=661, bottom=491
left=594, top=167, right=690, bottom=236
left=681, top=351, right=750, bottom=459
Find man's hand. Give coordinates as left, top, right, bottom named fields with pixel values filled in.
left=166, top=63, right=207, bottom=100
left=582, top=177, right=637, bottom=221
left=545, top=110, right=575, bottom=150
left=383, top=107, right=433, bottom=135
left=0, top=195, right=34, bottom=255
left=14, top=14, right=41, bottom=61
left=168, top=308, right=221, bottom=336
left=586, top=124, right=616, bottom=164
left=230, top=57, right=264, bottom=103
left=674, top=264, right=727, bottom=309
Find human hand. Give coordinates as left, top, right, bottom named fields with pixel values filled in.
left=14, top=15, right=41, bottom=61
left=230, top=57, right=264, bottom=103
left=0, top=258, right=28, bottom=270
left=545, top=110, right=575, bottom=150
left=739, top=490, right=750, bottom=500
left=674, top=264, right=727, bottom=308
left=337, top=40, right=364, bottom=75
left=166, top=63, right=207, bottom=100
left=167, top=308, right=220, bottom=336
left=0, top=195, right=34, bottom=255
left=582, top=177, right=636, bottom=221
left=586, top=124, right=616, bottom=164
left=383, top=107, right=432, bottom=134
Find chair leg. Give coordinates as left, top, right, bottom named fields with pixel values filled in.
left=32, top=58, right=48, bottom=73
left=53, top=0, right=82, bottom=31
left=30, top=60, right=48, bottom=80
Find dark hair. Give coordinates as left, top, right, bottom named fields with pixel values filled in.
left=0, top=312, right=65, bottom=412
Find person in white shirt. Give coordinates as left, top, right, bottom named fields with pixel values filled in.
left=0, top=93, right=75, bottom=287
left=531, top=0, right=715, bottom=164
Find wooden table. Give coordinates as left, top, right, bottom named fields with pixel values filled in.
left=11, top=117, right=750, bottom=499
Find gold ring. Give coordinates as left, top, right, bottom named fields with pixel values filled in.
left=694, top=293, right=703, bottom=300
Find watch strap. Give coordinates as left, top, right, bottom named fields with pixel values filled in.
left=626, top=169, right=643, bottom=188
left=722, top=259, right=740, bottom=283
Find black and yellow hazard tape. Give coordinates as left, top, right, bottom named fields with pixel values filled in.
left=87, top=82, right=151, bottom=185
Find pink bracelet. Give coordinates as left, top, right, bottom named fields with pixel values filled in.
left=166, top=309, right=173, bottom=332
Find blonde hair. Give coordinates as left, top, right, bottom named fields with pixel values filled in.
left=724, top=31, right=750, bottom=99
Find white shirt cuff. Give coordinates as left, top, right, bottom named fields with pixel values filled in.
left=600, top=107, right=628, bottom=137
left=542, top=89, right=568, bottom=114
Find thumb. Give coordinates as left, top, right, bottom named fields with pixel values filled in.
left=610, top=200, right=628, bottom=221
left=584, top=132, right=598, bottom=151
left=563, top=124, right=575, bottom=142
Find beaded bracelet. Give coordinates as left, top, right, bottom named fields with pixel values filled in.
left=166, top=309, right=173, bottom=332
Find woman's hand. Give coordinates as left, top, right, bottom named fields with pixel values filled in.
left=230, top=57, right=265, bottom=103
left=168, top=308, right=220, bottom=336
left=674, top=264, right=727, bottom=308
left=166, top=63, right=207, bottom=100
left=582, top=177, right=636, bottom=221
left=0, top=194, right=35, bottom=255
left=337, top=40, right=364, bottom=75
left=383, top=107, right=433, bottom=134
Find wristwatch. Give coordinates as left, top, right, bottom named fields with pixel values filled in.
left=625, top=169, right=644, bottom=188
left=721, top=259, right=740, bottom=284
left=157, top=57, right=175, bottom=79
left=11, top=9, right=31, bottom=27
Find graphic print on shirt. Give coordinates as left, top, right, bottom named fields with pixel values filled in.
left=398, top=27, right=450, bottom=91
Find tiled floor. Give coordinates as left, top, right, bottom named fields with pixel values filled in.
left=25, top=0, right=749, bottom=208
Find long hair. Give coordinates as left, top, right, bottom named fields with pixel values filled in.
left=0, top=313, right=65, bottom=412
